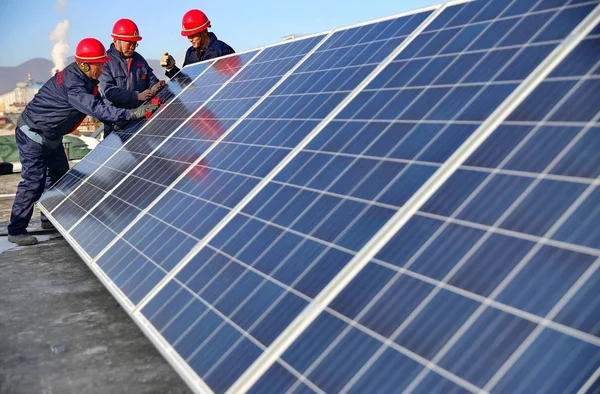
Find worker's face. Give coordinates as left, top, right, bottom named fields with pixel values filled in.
left=90, top=63, right=104, bottom=80
left=188, top=30, right=209, bottom=49
left=114, top=39, right=137, bottom=57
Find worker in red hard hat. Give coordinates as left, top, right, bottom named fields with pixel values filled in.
left=161, top=9, right=235, bottom=78
left=7, top=38, right=159, bottom=247
left=99, top=18, right=166, bottom=137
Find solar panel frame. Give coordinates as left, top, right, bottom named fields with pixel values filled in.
left=231, top=2, right=600, bottom=393
left=39, top=4, right=444, bottom=392
left=35, top=0, right=600, bottom=392
left=36, top=28, right=345, bottom=393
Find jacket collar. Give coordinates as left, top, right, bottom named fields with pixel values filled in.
left=191, top=32, right=220, bottom=58
left=67, top=62, right=100, bottom=84
left=205, top=32, right=219, bottom=52
left=108, top=43, right=138, bottom=61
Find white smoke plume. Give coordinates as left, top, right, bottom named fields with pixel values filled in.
left=49, top=20, right=70, bottom=75
left=55, top=0, right=67, bottom=12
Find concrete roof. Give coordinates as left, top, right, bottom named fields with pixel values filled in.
left=0, top=174, right=190, bottom=393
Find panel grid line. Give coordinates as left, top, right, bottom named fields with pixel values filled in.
left=221, top=4, right=466, bottom=392
left=415, top=210, right=600, bottom=257
left=250, top=2, right=600, bottom=393
left=67, top=49, right=266, bottom=238
left=266, top=0, right=580, bottom=390
left=578, top=366, right=600, bottom=394
left=366, top=258, right=600, bottom=347
left=482, top=259, right=600, bottom=391
left=400, top=7, right=600, bottom=392
left=131, top=5, right=445, bottom=326
left=423, top=1, right=598, bottom=34
left=204, top=117, right=600, bottom=128
left=44, top=64, right=214, bottom=214
left=36, top=7, right=449, bottom=393
left=36, top=0, right=600, bottom=392
left=88, top=33, right=336, bottom=307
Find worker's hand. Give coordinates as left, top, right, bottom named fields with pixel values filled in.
left=161, top=53, right=176, bottom=70
left=129, top=103, right=160, bottom=120
left=150, top=80, right=166, bottom=95
left=137, top=89, right=153, bottom=101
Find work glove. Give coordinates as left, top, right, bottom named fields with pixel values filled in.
left=129, top=103, right=160, bottom=120
left=150, top=80, right=166, bottom=95
left=161, top=53, right=176, bottom=71
left=137, top=89, right=153, bottom=101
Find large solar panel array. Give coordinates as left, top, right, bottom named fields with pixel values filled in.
left=38, top=0, right=600, bottom=392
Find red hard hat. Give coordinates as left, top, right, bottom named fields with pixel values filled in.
left=112, top=18, right=142, bottom=41
left=74, top=38, right=110, bottom=63
left=181, top=9, right=211, bottom=37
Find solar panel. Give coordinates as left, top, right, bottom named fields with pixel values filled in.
left=236, top=2, right=600, bottom=393
left=39, top=64, right=210, bottom=213
left=37, top=0, right=600, bottom=392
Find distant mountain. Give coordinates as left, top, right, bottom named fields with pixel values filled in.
left=0, top=57, right=163, bottom=94
left=0, top=58, right=55, bottom=93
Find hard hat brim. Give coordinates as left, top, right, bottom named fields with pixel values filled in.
left=75, top=55, right=110, bottom=63
left=111, top=34, right=143, bottom=42
left=181, top=21, right=211, bottom=36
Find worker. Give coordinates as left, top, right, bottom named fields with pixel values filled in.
left=161, top=9, right=235, bottom=78
left=7, top=38, right=159, bottom=247
left=100, top=18, right=166, bottom=137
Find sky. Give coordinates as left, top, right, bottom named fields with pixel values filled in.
left=0, top=0, right=437, bottom=67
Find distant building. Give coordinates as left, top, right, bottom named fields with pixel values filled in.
left=0, top=72, right=101, bottom=136
left=0, top=73, right=43, bottom=114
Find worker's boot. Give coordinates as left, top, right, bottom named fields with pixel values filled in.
left=41, top=221, right=56, bottom=230
left=7, top=234, right=39, bottom=246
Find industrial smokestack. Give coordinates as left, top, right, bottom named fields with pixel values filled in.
left=49, top=20, right=70, bottom=75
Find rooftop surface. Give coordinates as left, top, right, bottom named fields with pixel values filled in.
left=0, top=173, right=190, bottom=394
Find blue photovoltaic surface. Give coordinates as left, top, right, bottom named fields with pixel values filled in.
left=44, top=51, right=259, bottom=256
left=251, top=1, right=600, bottom=393
left=36, top=0, right=600, bottom=393
left=39, top=60, right=223, bottom=232
left=39, top=64, right=209, bottom=213
left=139, top=10, right=435, bottom=394
left=89, top=35, right=326, bottom=305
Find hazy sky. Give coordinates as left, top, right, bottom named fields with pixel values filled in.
left=0, top=0, right=437, bottom=67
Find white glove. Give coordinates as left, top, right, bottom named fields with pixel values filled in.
left=161, top=52, right=176, bottom=71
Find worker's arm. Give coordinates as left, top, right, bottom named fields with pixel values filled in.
left=98, top=62, right=139, bottom=108
left=67, top=84, right=132, bottom=122
left=165, top=66, right=180, bottom=79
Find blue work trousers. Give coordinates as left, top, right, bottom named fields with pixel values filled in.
left=7, top=127, right=68, bottom=235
